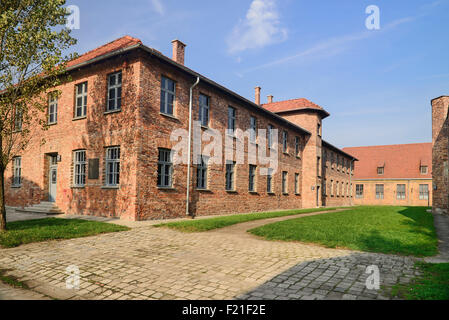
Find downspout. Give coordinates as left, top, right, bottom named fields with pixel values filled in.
left=186, top=77, right=200, bottom=217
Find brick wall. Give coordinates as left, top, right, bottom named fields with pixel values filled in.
left=432, top=96, right=449, bottom=214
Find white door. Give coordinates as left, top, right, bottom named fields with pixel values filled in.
left=49, top=156, right=58, bottom=202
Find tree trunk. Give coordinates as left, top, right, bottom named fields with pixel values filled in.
left=0, top=165, right=6, bottom=232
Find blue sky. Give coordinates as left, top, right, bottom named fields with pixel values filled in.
left=67, top=0, right=449, bottom=148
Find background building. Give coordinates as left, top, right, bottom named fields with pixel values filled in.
left=343, top=144, right=432, bottom=207
left=432, top=96, right=449, bottom=214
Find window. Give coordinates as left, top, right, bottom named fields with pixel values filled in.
left=330, top=180, right=334, bottom=196
left=75, top=82, right=88, bottom=118
left=160, top=76, right=175, bottom=115
left=105, top=147, right=120, bottom=186
left=12, top=157, right=21, bottom=186
left=282, top=171, right=288, bottom=194
left=199, top=94, right=210, bottom=127
left=48, top=93, right=58, bottom=124
left=73, top=150, right=86, bottom=187
left=377, top=167, right=384, bottom=175
left=228, top=106, right=236, bottom=134
left=295, top=173, right=300, bottom=194
left=267, top=169, right=273, bottom=193
left=250, top=117, right=257, bottom=143
left=107, top=71, right=122, bottom=112
left=157, top=148, right=173, bottom=188
left=249, top=165, right=256, bottom=192
left=420, top=166, right=428, bottom=175
left=267, top=125, right=275, bottom=149
left=396, top=184, right=406, bottom=200
left=14, top=107, right=22, bottom=131
left=317, top=122, right=321, bottom=137
left=196, top=155, right=208, bottom=189
left=282, top=131, right=288, bottom=153
left=225, top=161, right=235, bottom=191
left=317, top=157, right=321, bottom=177
left=295, top=137, right=301, bottom=157
left=419, top=184, right=429, bottom=200
left=376, top=184, right=384, bottom=199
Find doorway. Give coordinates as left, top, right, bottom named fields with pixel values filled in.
left=49, top=155, right=58, bottom=202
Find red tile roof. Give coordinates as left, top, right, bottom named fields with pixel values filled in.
left=67, top=36, right=142, bottom=68
left=262, top=98, right=330, bottom=118
left=342, top=143, right=432, bottom=180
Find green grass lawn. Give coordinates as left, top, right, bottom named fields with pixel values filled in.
left=154, top=207, right=340, bottom=233
left=390, top=262, right=449, bottom=300
left=0, top=218, right=130, bottom=248
left=249, top=206, right=437, bottom=257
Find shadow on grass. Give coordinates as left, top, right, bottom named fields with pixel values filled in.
left=6, top=218, right=93, bottom=231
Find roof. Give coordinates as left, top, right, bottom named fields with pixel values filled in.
left=67, top=36, right=142, bottom=68
left=323, top=140, right=358, bottom=160
left=262, top=98, right=330, bottom=119
left=342, top=143, right=432, bottom=180
left=64, top=36, right=312, bottom=137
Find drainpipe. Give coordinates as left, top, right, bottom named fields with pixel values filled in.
left=186, top=77, right=200, bottom=217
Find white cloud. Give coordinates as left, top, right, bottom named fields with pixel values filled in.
left=227, top=0, right=287, bottom=54
left=150, top=0, right=164, bottom=16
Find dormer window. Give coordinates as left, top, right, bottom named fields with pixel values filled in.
left=420, top=166, right=428, bottom=175
left=377, top=167, right=384, bottom=175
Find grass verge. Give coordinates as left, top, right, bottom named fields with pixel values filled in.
left=154, top=207, right=340, bottom=233
left=390, top=262, right=449, bottom=300
left=0, top=218, right=130, bottom=248
left=0, top=269, right=29, bottom=289
left=248, top=206, right=437, bottom=257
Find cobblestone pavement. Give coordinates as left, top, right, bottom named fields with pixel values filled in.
left=0, top=282, right=49, bottom=300
left=0, top=211, right=419, bottom=300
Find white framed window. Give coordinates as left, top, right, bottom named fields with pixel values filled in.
left=105, top=147, right=120, bottom=186
left=12, top=157, right=22, bottom=186
left=420, top=166, right=428, bottom=175
left=249, top=165, right=256, bottom=192
left=75, top=82, right=88, bottom=118
left=250, top=117, right=257, bottom=143
left=160, top=76, right=175, bottom=115
left=282, top=171, right=288, bottom=194
left=225, top=161, right=235, bottom=191
left=356, top=184, right=364, bottom=198
left=267, top=125, right=275, bottom=149
left=158, top=148, right=173, bottom=188
left=295, top=137, right=301, bottom=157
left=48, top=93, right=58, bottom=124
left=295, top=173, right=300, bottom=194
left=73, top=150, right=87, bottom=187
left=196, top=155, right=208, bottom=190
left=14, top=107, right=23, bottom=131
left=267, top=169, right=273, bottom=193
left=282, top=131, right=288, bottom=153
left=227, top=106, right=236, bottom=134
left=376, top=184, right=384, bottom=199
left=199, top=94, right=210, bottom=127
left=377, top=167, right=384, bottom=175
left=419, top=184, right=429, bottom=200
left=107, top=71, right=122, bottom=112
left=397, top=184, right=406, bottom=200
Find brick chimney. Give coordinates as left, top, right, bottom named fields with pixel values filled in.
left=171, top=39, right=186, bottom=65
left=255, top=86, right=261, bottom=106
left=267, top=95, right=274, bottom=104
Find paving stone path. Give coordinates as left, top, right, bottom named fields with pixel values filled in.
left=0, top=209, right=419, bottom=300
left=0, top=282, right=49, bottom=300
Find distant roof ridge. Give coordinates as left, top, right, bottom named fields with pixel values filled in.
left=76, top=35, right=141, bottom=59
left=343, top=142, right=432, bottom=150
left=262, top=97, right=314, bottom=105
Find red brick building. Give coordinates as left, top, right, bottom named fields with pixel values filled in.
left=5, top=36, right=356, bottom=220
left=343, top=144, right=432, bottom=207
left=431, top=96, right=449, bottom=214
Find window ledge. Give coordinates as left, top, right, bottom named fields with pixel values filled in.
left=102, top=186, right=120, bottom=190
left=11, top=185, right=22, bottom=189
left=160, top=113, right=180, bottom=121
left=158, top=187, right=176, bottom=191
left=71, top=186, right=85, bottom=189
left=267, top=192, right=276, bottom=195
left=249, top=191, right=259, bottom=195
left=283, top=152, right=290, bottom=156
left=295, top=193, right=301, bottom=196
left=47, top=122, right=57, bottom=126
left=196, top=188, right=212, bottom=193
left=226, top=190, right=238, bottom=194
left=73, top=116, right=87, bottom=121
left=104, top=109, right=122, bottom=115
left=200, top=125, right=210, bottom=130
left=282, top=193, right=289, bottom=196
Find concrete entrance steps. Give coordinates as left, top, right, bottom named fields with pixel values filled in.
left=16, top=202, right=64, bottom=215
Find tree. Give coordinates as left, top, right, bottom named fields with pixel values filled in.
left=0, top=0, right=77, bottom=231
